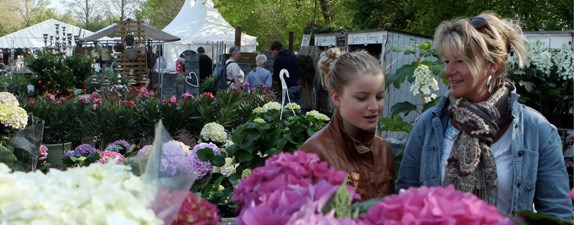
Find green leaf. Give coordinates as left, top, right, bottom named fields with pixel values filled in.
left=418, top=41, right=432, bottom=50
left=351, top=198, right=382, bottom=218
left=390, top=101, right=418, bottom=116
left=392, top=45, right=416, bottom=55
left=322, top=180, right=351, bottom=218
left=212, top=154, right=226, bottom=167
left=197, top=147, right=216, bottom=162
left=518, top=81, right=535, bottom=92
left=379, top=114, right=413, bottom=133
left=388, top=64, right=416, bottom=89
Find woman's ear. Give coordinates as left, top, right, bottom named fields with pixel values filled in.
left=489, top=60, right=501, bottom=76
left=330, top=90, right=341, bottom=108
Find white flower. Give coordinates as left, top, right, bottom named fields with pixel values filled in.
left=263, top=102, right=282, bottom=111
left=305, top=110, right=330, bottom=121
left=213, top=157, right=239, bottom=177
left=0, top=92, right=19, bottom=107
left=200, top=122, right=227, bottom=143
left=253, top=118, right=266, bottom=124
left=0, top=104, right=28, bottom=130
left=528, top=41, right=553, bottom=76
left=252, top=107, right=267, bottom=114
left=552, top=44, right=574, bottom=80
left=0, top=162, right=162, bottom=225
left=284, top=102, right=301, bottom=111
left=410, top=64, right=439, bottom=103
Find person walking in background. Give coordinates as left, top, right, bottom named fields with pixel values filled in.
left=270, top=41, right=302, bottom=104
left=245, top=54, right=272, bottom=90
left=198, top=46, right=213, bottom=82
left=396, top=12, right=573, bottom=219
left=225, top=46, right=244, bottom=89
left=299, top=47, right=394, bottom=201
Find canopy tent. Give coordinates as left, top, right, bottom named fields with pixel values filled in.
left=0, top=19, right=94, bottom=49
left=162, top=0, right=257, bottom=70
left=79, top=18, right=180, bottom=43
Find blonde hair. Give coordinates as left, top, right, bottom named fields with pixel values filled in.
left=255, top=54, right=267, bottom=66
left=318, top=47, right=384, bottom=94
left=434, top=12, right=528, bottom=86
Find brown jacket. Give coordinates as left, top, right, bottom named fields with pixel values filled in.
left=300, top=110, right=394, bottom=200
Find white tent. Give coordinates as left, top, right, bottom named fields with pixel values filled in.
left=162, top=0, right=257, bottom=70
left=0, top=19, right=94, bottom=49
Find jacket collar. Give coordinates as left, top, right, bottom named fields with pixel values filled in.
left=329, top=109, right=375, bottom=154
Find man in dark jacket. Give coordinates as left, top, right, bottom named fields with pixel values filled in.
left=270, top=41, right=302, bottom=104
left=197, top=46, right=213, bottom=82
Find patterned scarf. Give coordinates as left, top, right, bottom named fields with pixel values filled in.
left=443, top=81, right=512, bottom=205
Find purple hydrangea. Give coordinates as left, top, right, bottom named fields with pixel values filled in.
left=105, top=140, right=131, bottom=153
left=63, top=144, right=97, bottom=158
left=189, top=143, right=221, bottom=179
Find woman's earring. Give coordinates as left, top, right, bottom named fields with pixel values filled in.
left=486, top=75, right=493, bottom=93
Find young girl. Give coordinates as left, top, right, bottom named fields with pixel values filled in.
left=299, top=48, right=394, bottom=200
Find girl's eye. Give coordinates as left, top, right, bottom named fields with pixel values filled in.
left=444, top=60, right=450, bottom=64
left=376, top=94, right=385, bottom=100
left=356, top=97, right=366, bottom=101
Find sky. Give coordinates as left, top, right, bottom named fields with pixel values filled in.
left=48, top=0, right=68, bottom=14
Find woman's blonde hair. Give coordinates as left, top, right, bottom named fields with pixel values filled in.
left=434, top=12, right=528, bottom=86
left=318, top=47, right=384, bottom=93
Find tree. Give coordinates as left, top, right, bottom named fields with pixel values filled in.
left=137, top=0, right=183, bottom=28
left=109, top=0, right=142, bottom=21
left=65, top=0, right=105, bottom=27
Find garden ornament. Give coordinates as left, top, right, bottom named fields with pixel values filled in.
left=279, top=69, right=296, bottom=120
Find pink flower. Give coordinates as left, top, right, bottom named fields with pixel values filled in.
left=99, top=150, right=125, bottom=164
left=358, top=185, right=508, bottom=225
left=569, top=188, right=574, bottom=199
left=122, top=100, right=135, bottom=108
left=92, top=103, right=98, bottom=110
left=172, top=192, right=220, bottom=225
left=170, top=95, right=177, bottom=104
left=48, top=94, right=55, bottom=101
left=232, top=151, right=358, bottom=225
left=243, top=82, right=250, bottom=88
left=38, top=144, right=48, bottom=161
left=201, top=92, right=214, bottom=99
left=80, top=97, right=87, bottom=104
left=182, top=92, right=194, bottom=100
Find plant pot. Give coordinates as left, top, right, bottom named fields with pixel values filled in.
left=45, top=142, right=72, bottom=168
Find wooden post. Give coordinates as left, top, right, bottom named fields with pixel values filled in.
left=235, top=26, right=241, bottom=48
left=289, top=32, right=294, bottom=51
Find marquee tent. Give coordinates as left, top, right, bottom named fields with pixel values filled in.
left=0, top=19, right=94, bottom=49
left=162, top=0, right=257, bottom=70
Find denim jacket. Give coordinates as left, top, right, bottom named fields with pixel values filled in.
left=396, top=89, right=573, bottom=220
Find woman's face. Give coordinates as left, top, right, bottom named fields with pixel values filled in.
left=443, top=50, right=491, bottom=103
left=331, top=72, right=385, bottom=134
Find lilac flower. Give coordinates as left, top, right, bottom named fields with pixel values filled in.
left=64, top=144, right=97, bottom=158
left=136, top=141, right=194, bottom=176
left=189, top=142, right=221, bottom=179
left=105, top=140, right=131, bottom=153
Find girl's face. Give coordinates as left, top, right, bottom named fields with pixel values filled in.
left=443, top=50, right=496, bottom=103
left=331, top=72, right=385, bottom=135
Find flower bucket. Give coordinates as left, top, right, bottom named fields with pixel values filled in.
left=45, top=142, right=72, bottom=168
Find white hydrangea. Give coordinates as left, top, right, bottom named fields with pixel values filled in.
left=284, top=102, right=301, bottom=111
left=0, top=162, right=162, bottom=225
left=552, top=44, right=574, bottom=80
left=213, top=157, right=239, bottom=177
left=0, top=92, right=19, bottom=107
left=200, top=122, right=227, bottom=143
left=263, top=102, right=282, bottom=111
left=305, top=110, right=330, bottom=121
left=410, top=64, right=439, bottom=103
left=253, top=118, right=266, bottom=124
left=252, top=107, right=267, bottom=114
left=0, top=104, right=28, bottom=130
left=527, top=41, right=553, bottom=76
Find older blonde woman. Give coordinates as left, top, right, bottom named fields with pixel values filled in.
left=396, top=12, right=573, bottom=219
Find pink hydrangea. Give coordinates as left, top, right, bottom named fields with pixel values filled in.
left=231, top=151, right=358, bottom=225
left=172, top=192, right=220, bottom=225
left=358, top=185, right=509, bottom=225
left=99, top=150, right=125, bottom=164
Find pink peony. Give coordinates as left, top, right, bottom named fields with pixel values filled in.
left=99, top=150, right=125, bottom=164
left=358, top=185, right=509, bottom=225
left=232, top=151, right=358, bottom=225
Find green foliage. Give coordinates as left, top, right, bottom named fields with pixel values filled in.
left=0, top=74, right=32, bottom=99
left=26, top=50, right=92, bottom=96
left=322, top=179, right=352, bottom=218
left=380, top=42, right=444, bottom=134
left=23, top=95, right=82, bottom=144
left=297, top=54, right=316, bottom=85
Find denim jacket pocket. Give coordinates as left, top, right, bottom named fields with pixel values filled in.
left=519, top=149, right=539, bottom=190
left=420, top=145, right=440, bottom=186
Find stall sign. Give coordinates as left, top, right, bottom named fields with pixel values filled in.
left=301, top=34, right=311, bottom=47
left=315, top=36, right=336, bottom=47
left=348, top=31, right=388, bottom=45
